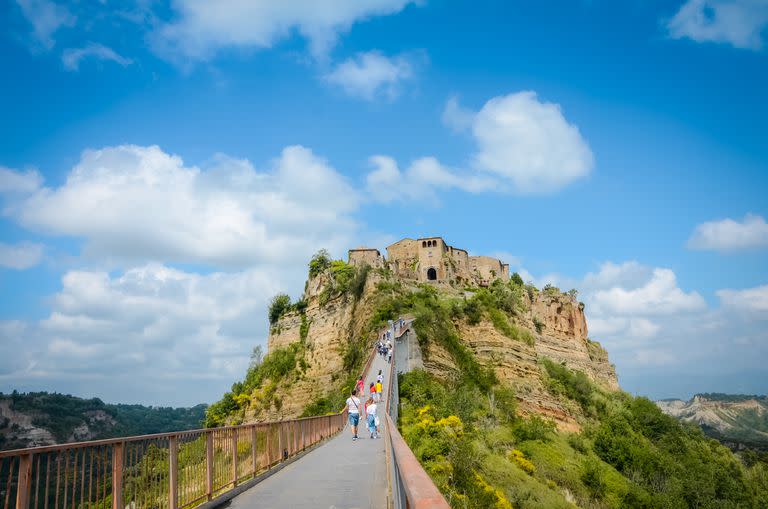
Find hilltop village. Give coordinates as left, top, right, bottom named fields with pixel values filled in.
left=349, top=236, right=510, bottom=287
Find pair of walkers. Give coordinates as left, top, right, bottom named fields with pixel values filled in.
left=346, top=388, right=380, bottom=440
left=355, top=374, right=384, bottom=403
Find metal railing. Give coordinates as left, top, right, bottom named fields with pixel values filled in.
left=0, top=411, right=346, bottom=509
left=384, top=321, right=449, bottom=509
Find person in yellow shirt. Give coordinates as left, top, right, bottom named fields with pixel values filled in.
left=375, top=380, right=383, bottom=402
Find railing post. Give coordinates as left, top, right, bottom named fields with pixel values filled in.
left=205, top=433, right=213, bottom=500
left=231, top=429, right=238, bottom=487
left=251, top=426, right=258, bottom=476
left=278, top=424, right=283, bottom=461
left=169, top=436, right=178, bottom=509
left=16, top=454, right=32, bottom=509
left=111, top=443, right=124, bottom=509
left=265, top=426, right=271, bottom=467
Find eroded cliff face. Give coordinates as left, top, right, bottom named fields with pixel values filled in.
left=656, top=395, right=768, bottom=446
left=251, top=271, right=384, bottom=421
left=416, top=291, right=617, bottom=432
left=259, top=270, right=618, bottom=430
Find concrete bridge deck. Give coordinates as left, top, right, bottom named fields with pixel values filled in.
left=225, top=342, right=393, bottom=509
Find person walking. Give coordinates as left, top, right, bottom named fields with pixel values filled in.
left=356, top=376, right=364, bottom=397
left=365, top=397, right=378, bottom=439
left=369, top=382, right=378, bottom=403
left=346, top=388, right=362, bottom=441
left=375, top=379, right=383, bottom=402
left=376, top=369, right=383, bottom=385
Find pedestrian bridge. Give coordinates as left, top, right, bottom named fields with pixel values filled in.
left=0, top=319, right=449, bottom=509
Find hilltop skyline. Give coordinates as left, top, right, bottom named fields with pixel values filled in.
left=0, top=0, right=766, bottom=406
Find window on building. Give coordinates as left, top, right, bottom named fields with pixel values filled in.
left=422, top=241, right=427, bottom=247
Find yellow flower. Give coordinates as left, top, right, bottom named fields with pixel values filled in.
left=509, top=449, right=536, bottom=475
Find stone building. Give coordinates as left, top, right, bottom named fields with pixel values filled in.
left=348, top=236, right=509, bottom=287
left=347, top=247, right=385, bottom=268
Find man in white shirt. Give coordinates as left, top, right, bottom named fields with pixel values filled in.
left=346, top=388, right=362, bottom=441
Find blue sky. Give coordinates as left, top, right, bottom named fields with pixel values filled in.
left=0, top=0, right=766, bottom=406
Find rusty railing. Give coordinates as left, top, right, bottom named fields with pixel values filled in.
left=384, top=320, right=450, bottom=509
left=0, top=412, right=346, bottom=509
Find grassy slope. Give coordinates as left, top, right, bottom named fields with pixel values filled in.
left=392, top=284, right=768, bottom=509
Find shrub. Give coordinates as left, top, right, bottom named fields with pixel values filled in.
left=463, top=298, right=483, bottom=325
left=488, top=307, right=534, bottom=346
left=351, top=263, right=371, bottom=299
left=580, top=457, right=606, bottom=497
left=268, top=293, right=292, bottom=325
left=299, top=313, right=310, bottom=342
left=308, top=249, right=331, bottom=278
left=533, top=317, right=544, bottom=334
left=510, top=449, right=536, bottom=475
left=541, top=358, right=594, bottom=411
left=513, top=415, right=556, bottom=442
left=510, top=272, right=525, bottom=286
left=491, top=386, right=517, bottom=424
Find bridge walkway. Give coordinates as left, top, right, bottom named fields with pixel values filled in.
left=225, top=339, right=394, bottom=509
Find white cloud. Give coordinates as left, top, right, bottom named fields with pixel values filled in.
left=365, top=155, right=497, bottom=204
left=1, top=264, right=284, bottom=405
left=688, top=213, right=768, bottom=252
left=589, top=267, right=706, bottom=316
left=0, top=242, right=44, bottom=270
left=15, top=0, right=75, bottom=49
left=62, top=43, right=133, bottom=71
left=324, top=51, right=414, bottom=100
left=717, top=284, right=768, bottom=317
left=667, top=0, right=768, bottom=50
left=0, top=167, right=42, bottom=194
left=5, top=144, right=359, bottom=268
left=445, top=92, right=594, bottom=193
left=151, top=0, right=416, bottom=61
left=442, top=96, right=474, bottom=133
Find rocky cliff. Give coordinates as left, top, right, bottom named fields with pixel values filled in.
left=411, top=288, right=617, bottom=432
left=657, top=394, right=768, bottom=449
left=244, top=254, right=618, bottom=430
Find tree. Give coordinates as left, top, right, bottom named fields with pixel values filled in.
left=268, top=293, right=292, bottom=325
left=308, top=249, right=332, bottom=278
left=249, top=345, right=264, bottom=369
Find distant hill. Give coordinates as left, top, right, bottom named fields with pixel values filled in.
left=0, top=391, right=207, bottom=451
left=657, top=393, right=768, bottom=450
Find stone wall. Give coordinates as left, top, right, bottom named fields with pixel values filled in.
left=387, top=238, right=420, bottom=279
left=470, top=255, right=508, bottom=286
left=448, top=247, right=471, bottom=283
left=348, top=248, right=383, bottom=268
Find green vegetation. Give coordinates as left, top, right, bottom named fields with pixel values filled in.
left=308, top=249, right=332, bottom=278
left=268, top=293, right=292, bottom=325
left=0, top=391, right=206, bottom=450
left=398, top=359, right=768, bottom=508
left=393, top=281, right=768, bottom=508
left=205, top=341, right=306, bottom=427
